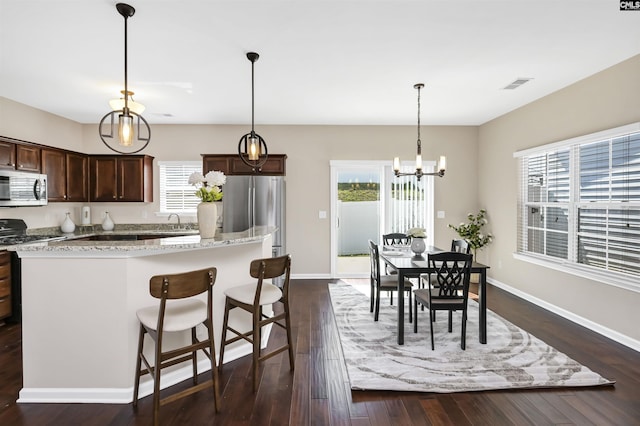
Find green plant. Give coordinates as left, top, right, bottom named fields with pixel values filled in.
left=448, top=209, right=493, bottom=257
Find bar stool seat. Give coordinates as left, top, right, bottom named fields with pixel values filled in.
left=224, top=282, right=282, bottom=306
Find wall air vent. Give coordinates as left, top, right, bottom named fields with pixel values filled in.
left=503, top=77, right=533, bottom=90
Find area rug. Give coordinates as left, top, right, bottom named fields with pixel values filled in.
left=329, top=281, right=614, bottom=393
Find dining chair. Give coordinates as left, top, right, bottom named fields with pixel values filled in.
left=218, top=254, right=294, bottom=392
left=413, top=251, right=473, bottom=350
left=451, top=239, right=471, bottom=254
left=133, top=267, right=221, bottom=426
left=381, top=233, right=412, bottom=303
left=369, top=240, right=413, bottom=322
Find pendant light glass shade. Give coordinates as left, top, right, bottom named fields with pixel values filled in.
left=98, top=3, right=150, bottom=154
left=109, top=90, right=145, bottom=115
left=238, top=52, right=268, bottom=171
left=393, top=83, right=446, bottom=181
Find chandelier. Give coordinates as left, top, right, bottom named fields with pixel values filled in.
left=393, top=83, right=446, bottom=181
left=98, top=3, right=151, bottom=154
left=238, top=52, right=268, bottom=172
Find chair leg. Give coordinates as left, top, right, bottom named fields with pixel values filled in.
left=191, top=328, right=198, bottom=385
left=461, top=310, right=467, bottom=350
left=370, top=278, right=375, bottom=313
left=413, top=298, right=418, bottom=333
left=390, top=291, right=393, bottom=305
left=429, top=309, right=435, bottom=350
left=132, top=325, right=145, bottom=407
left=205, top=319, right=221, bottom=412
left=218, top=299, right=231, bottom=374
left=374, top=286, right=381, bottom=321
left=448, top=311, right=453, bottom=332
left=152, top=329, right=163, bottom=426
left=408, top=291, right=412, bottom=323
left=252, top=307, right=262, bottom=392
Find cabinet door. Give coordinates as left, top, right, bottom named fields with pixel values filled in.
left=66, top=152, right=88, bottom=202
left=0, top=251, right=11, bottom=320
left=17, top=145, right=41, bottom=172
left=0, top=141, right=16, bottom=170
left=41, top=149, right=67, bottom=201
left=117, top=157, right=144, bottom=201
left=90, top=156, right=118, bottom=201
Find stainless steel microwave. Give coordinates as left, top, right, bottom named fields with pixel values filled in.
left=0, top=170, right=48, bottom=207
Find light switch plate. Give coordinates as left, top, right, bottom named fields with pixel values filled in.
left=437, top=210, right=445, bottom=219
left=319, top=210, right=327, bottom=219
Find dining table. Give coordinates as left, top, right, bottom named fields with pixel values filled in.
left=379, top=246, right=490, bottom=345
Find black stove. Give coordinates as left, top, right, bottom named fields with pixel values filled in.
left=0, top=218, right=64, bottom=323
left=0, top=218, right=64, bottom=246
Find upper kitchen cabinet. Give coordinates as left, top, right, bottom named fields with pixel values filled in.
left=41, top=148, right=88, bottom=202
left=0, top=140, right=16, bottom=170
left=89, top=155, right=153, bottom=202
left=202, top=154, right=286, bottom=176
left=16, top=145, right=41, bottom=172
left=0, top=138, right=41, bottom=172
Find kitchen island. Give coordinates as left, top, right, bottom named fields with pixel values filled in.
left=14, top=227, right=275, bottom=404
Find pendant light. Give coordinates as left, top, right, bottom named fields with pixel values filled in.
left=238, top=52, right=268, bottom=172
left=393, top=83, right=446, bottom=181
left=98, top=3, right=151, bottom=154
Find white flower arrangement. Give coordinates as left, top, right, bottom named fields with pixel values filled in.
left=189, top=170, right=226, bottom=202
left=406, top=227, right=426, bottom=238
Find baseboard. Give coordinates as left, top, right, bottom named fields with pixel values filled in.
left=18, top=331, right=266, bottom=404
left=488, top=277, right=640, bottom=353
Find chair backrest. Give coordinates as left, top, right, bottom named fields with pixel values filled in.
left=149, top=267, right=217, bottom=300
left=427, top=252, right=472, bottom=298
left=451, top=239, right=471, bottom=254
left=368, top=239, right=381, bottom=284
left=249, top=254, right=292, bottom=302
left=382, top=233, right=411, bottom=246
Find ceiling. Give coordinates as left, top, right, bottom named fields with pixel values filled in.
left=1, top=0, right=639, bottom=127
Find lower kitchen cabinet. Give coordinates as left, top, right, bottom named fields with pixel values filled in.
left=0, top=251, right=12, bottom=321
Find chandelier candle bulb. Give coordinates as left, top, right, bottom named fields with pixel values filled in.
left=393, top=157, right=400, bottom=172
left=439, top=156, right=446, bottom=172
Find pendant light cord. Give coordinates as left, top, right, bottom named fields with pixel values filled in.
left=123, top=13, right=129, bottom=111
left=251, top=58, right=255, bottom=134
left=416, top=85, right=421, bottom=155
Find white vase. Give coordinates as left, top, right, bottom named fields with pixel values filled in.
left=60, top=212, right=76, bottom=233
left=197, top=202, right=218, bottom=239
left=410, top=237, right=426, bottom=255
left=102, top=211, right=115, bottom=231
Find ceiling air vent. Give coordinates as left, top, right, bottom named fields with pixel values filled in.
left=503, top=77, right=533, bottom=90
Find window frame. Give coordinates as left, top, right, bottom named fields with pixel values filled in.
left=514, top=122, right=640, bottom=293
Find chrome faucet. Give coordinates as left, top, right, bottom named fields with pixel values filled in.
left=168, top=213, right=181, bottom=227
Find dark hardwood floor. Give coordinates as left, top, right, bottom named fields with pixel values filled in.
left=1, top=279, right=639, bottom=425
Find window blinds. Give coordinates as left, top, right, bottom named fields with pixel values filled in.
left=158, top=161, right=201, bottom=213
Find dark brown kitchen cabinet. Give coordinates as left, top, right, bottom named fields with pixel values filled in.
left=202, top=154, right=286, bottom=176
left=0, top=138, right=41, bottom=172
left=0, top=140, right=16, bottom=170
left=16, top=145, right=41, bottom=172
left=41, top=148, right=88, bottom=202
left=0, top=251, right=12, bottom=321
left=89, top=155, right=153, bottom=202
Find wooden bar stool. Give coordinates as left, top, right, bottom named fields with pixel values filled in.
left=133, top=267, right=221, bottom=426
left=218, top=254, right=294, bottom=392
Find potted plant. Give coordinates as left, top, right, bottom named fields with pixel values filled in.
left=189, top=170, right=226, bottom=238
left=448, top=209, right=493, bottom=259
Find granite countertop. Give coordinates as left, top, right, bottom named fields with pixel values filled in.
left=11, top=226, right=276, bottom=256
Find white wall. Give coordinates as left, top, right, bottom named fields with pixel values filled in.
left=478, top=54, right=640, bottom=344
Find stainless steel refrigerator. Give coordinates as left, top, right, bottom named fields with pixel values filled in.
left=222, top=175, right=286, bottom=259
